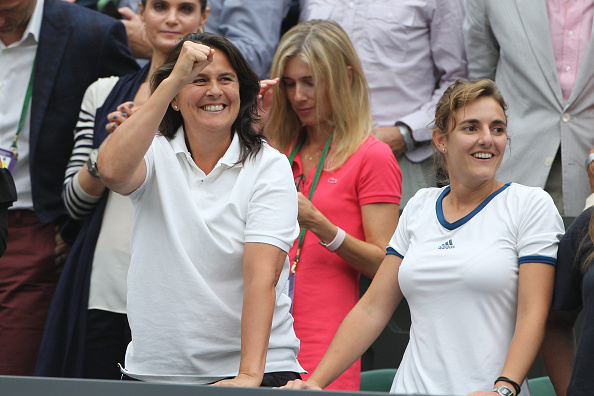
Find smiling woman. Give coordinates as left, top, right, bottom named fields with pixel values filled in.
left=35, top=0, right=209, bottom=381
left=97, top=33, right=304, bottom=387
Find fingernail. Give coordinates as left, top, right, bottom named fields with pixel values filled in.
left=113, top=115, right=118, bottom=119
left=120, top=106, right=126, bottom=110
left=113, top=123, right=117, bottom=129
left=129, top=102, right=134, bottom=106
left=122, top=113, right=128, bottom=117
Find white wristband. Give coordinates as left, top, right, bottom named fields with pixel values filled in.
left=319, top=227, right=346, bottom=252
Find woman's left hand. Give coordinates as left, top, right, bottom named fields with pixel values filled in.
left=211, top=373, right=261, bottom=388
left=255, top=78, right=279, bottom=131
left=105, top=101, right=138, bottom=133
left=297, top=192, right=322, bottom=230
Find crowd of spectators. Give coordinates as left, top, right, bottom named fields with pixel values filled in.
left=0, top=0, right=593, bottom=395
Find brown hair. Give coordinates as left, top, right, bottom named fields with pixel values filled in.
left=432, top=78, right=508, bottom=182
left=151, top=33, right=262, bottom=164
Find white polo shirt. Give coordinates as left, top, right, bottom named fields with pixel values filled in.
left=122, top=128, right=303, bottom=382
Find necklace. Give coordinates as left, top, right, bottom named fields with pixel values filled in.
left=304, top=151, right=321, bottom=161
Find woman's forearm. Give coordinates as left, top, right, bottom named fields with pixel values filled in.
left=98, top=76, right=184, bottom=194
left=308, top=254, right=403, bottom=388
left=496, top=309, right=549, bottom=390
left=306, top=203, right=399, bottom=278
left=238, top=273, right=276, bottom=384
left=495, top=263, right=556, bottom=394
left=236, top=243, right=287, bottom=386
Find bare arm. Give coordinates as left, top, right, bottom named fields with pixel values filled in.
left=282, top=254, right=404, bottom=389
left=541, top=309, right=579, bottom=396
left=212, top=242, right=287, bottom=387
left=297, top=194, right=399, bottom=278
left=98, top=42, right=214, bottom=194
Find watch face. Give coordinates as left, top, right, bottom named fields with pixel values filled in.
left=495, top=385, right=514, bottom=396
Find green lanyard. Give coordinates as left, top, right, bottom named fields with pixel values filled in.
left=11, top=59, right=36, bottom=159
left=287, top=135, right=332, bottom=274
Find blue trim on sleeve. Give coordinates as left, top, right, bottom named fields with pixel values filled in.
left=386, top=246, right=404, bottom=259
left=518, top=255, right=557, bottom=266
left=436, top=183, right=511, bottom=230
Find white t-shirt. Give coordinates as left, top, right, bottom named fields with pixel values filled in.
left=122, top=129, right=303, bottom=382
left=388, top=183, right=563, bottom=395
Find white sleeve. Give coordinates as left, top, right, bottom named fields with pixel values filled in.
left=244, top=150, right=299, bottom=252
left=517, top=188, right=564, bottom=265
left=388, top=195, right=413, bottom=258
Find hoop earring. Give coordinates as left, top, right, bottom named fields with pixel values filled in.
left=140, top=22, right=148, bottom=42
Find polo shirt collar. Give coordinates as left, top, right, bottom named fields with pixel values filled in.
left=169, top=126, right=243, bottom=169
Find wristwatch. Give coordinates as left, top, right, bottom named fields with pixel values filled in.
left=493, top=385, right=514, bottom=396
left=86, top=148, right=101, bottom=178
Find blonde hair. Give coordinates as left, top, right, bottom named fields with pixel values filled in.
left=266, top=20, right=372, bottom=170
left=432, top=78, right=508, bottom=182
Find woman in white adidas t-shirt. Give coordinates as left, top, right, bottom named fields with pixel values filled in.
left=282, top=79, right=564, bottom=395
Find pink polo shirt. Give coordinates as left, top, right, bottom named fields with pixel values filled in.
left=288, top=136, right=401, bottom=391
left=547, top=0, right=594, bottom=102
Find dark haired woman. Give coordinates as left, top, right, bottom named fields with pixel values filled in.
left=98, top=33, right=303, bottom=386
left=35, top=0, right=209, bottom=380
left=542, top=207, right=594, bottom=396
left=281, top=79, right=564, bottom=395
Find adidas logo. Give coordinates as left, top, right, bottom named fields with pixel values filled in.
left=438, top=239, right=455, bottom=249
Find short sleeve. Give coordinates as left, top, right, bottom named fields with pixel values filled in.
left=357, top=138, right=403, bottom=206
left=552, top=208, right=591, bottom=311
left=516, top=188, right=564, bottom=265
left=387, top=194, right=417, bottom=258
left=128, top=142, right=155, bottom=204
left=244, top=150, right=299, bottom=253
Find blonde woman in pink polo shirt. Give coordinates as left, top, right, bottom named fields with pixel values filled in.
left=265, top=20, right=402, bottom=391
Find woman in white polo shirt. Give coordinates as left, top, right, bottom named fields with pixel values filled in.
left=97, top=33, right=303, bottom=387
left=281, top=79, right=564, bottom=395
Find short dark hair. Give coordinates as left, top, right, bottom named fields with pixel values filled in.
left=142, top=0, right=208, bottom=13
left=152, top=33, right=262, bottom=164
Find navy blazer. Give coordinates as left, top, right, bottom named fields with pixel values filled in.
left=30, top=0, right=138, bottom=224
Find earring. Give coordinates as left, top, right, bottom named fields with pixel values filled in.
left=442, top=148, right=446, bottom=152
left=173, top=105, right=178, bottom=110
left=140, top=22, right=148, bottom=42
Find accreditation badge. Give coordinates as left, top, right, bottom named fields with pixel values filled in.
left=0, top=148, right=17, bottom=172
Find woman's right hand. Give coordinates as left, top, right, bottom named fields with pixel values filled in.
left=278, top=378, right=322, bottom=390
left=169, top=41, right=215, bottom=88
left=106, top=101, right=137, bottom=133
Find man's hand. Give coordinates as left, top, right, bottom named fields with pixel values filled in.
left=372, top=126, right=406, bottom=157
left=119, top=7, right=153, bottom=59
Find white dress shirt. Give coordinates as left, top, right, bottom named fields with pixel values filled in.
left=300, top=0, right=467, bottom=162
left=0, top=0, right=45, bottom=210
